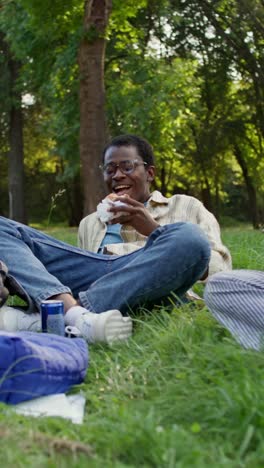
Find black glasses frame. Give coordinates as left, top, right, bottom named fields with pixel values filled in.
left=99, top=159, right=147, bottom=176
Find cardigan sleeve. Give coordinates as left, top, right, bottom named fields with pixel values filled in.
left=196, top=203, right=232, bottom=276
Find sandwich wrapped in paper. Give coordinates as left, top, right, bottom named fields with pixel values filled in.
left=97, top=194, right=128, bottom=223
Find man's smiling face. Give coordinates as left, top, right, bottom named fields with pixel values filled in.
left=103, top=145, right=155, bottom=203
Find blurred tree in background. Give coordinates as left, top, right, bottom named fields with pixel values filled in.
left=0, top=27, right=27, bottom=223
left=0, top=0, right=263, bottom=227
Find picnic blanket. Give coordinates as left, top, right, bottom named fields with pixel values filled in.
left=0, top=331, right=88, bottom=404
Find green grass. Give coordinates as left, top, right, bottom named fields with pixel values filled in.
left=1, top=225, right=264, bottom=467
left=41, top=226, right=78, bottom=246
left=222, top=227, right=264, bottom=270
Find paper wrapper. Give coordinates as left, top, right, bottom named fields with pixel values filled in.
left=96, top=199, right=128, bottom=223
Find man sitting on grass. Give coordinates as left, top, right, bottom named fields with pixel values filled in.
left=0, top=135, right=229, bottom=344
left=79, top=134, right=231, bottom=278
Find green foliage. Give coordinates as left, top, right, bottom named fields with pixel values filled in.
left=106, top=54, right=203, bottom=195
left=105, top=0, right=264, bottom=221
left=0, top=0, right=263, bottom=224
left=0, top=0, right=82, bottom=166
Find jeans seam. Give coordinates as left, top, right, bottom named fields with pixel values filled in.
left=79, top=292, right=94, bottom=312
left=32, top=238, right=107, bottom=260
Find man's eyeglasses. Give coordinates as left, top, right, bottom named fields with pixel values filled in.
left=100, top=159, right=147, bottom=177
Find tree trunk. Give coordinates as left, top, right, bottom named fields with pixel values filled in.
left=214, top=179, right=220, bottom=221
left=78, top=0, right=112, bottom=216
left=234, top=144, right=259, bottom=228
left=66, top=172, right=84, bottom=226
left=201, top=177, right=213, bottom=214
left=8, top=56, right=27, bottom=223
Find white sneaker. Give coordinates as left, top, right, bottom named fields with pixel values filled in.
left=66, top=309, right=132, bottom=344
left=0, top=305, right=41, bottom=332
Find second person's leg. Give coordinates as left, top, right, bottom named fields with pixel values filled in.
left=204, top=270, right=264, bottom=350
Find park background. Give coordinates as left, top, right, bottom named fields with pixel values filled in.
left=0, top=0, right=263, bottom=228
left=1, top=1, right=264, bottom=466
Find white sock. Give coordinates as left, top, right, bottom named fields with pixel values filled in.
left=65, top=305, right=90, bottom=326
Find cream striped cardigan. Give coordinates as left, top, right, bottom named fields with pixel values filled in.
left=78, top=190, right=232, bottom=277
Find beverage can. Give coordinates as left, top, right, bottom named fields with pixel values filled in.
left=41, top=300, right=65, bottom=336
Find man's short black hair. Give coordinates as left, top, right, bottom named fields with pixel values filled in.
left=102, top=134, right=155, bottom=166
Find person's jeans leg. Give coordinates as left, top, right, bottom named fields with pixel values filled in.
left=0, top=216, right=129, bottom=310
left=80, top=223, right=211, bottom=314
left=0, top=218, right=210, bottom=315
left=0, top=217, right=72, bottom=310
left=204, top=270, right=264, bottom=350
left=0, top=217, right=127, bottom=311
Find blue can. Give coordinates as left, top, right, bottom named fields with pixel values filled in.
left=41, top=300, right=65, bottom=336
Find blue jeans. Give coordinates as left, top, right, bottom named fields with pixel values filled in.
left=0, top=217, right=211, bottom=314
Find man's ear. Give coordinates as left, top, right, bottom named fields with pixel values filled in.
left=146, top=165, right=155, bottom=183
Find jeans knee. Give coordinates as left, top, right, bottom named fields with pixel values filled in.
left=152, top=222, right=211, bottom=269
left=179, top=222, right=211, bottom=259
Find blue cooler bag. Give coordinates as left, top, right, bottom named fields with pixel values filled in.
left=0, top=331, right=88, bottom=404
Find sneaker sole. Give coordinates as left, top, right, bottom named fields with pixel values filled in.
left=104, top=312, right=132, bottom=344
left=75, top=309, right=133, bottom=344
